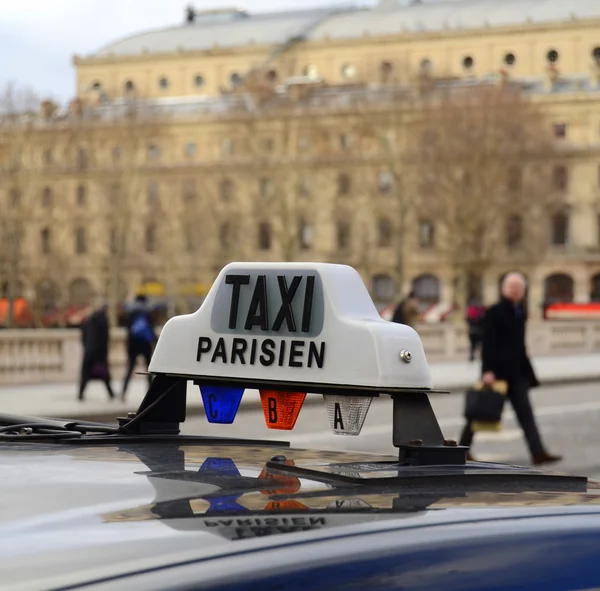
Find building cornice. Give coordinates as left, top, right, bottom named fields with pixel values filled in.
left=73, top=18, right=600, bottom=68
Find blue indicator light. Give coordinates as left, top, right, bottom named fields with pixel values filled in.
left=200, top=386, right=245, bottom=424
left=199, top=458, right=241, bottom=478
left=207, top=495, right=248, bottom=514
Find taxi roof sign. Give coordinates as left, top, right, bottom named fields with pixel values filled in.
left=149, top=262, right=432, bottom=393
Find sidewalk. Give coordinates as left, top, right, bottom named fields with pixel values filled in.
left=0, top=353, right=598, bottom=422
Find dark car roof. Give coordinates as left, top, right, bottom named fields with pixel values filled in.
left=2, top=441, right=600, bottom=590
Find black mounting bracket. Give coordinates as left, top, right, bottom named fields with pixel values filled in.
left=392, top=392, right=468, bottom=466
left=118, top=374, right=187, bottom=435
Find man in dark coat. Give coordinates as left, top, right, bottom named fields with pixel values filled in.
left=459, top=272, right=562, bottom=465
left=78, top=301, right=115, bottom=401
left=121, top=294, right=157, bottom=401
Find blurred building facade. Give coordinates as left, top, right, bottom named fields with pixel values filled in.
left=3, top=0, right=600, bottom=319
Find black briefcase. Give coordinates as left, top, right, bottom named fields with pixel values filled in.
left=464, top=381, right=508, bottom=423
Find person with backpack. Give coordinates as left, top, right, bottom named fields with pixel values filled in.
left=121, top=294, right=157, bottom=401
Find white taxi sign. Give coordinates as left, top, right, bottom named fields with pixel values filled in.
left=148, top=262, right=432, bottom=392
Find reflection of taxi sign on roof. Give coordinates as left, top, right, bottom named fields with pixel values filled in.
left=125, top=262, right=463, bottom=466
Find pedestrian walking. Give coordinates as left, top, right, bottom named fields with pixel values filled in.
left=391, top=291, right=420, bottom=328
left=121, top=294, right=157, bottom=401
left=459, top=272, right=562, bottom=465
left=466, top=302, right=486, bottom=361
left=78, top=300, right=115, bottom=401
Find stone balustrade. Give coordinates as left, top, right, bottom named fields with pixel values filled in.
left=0, top=322, right=596, bottom=386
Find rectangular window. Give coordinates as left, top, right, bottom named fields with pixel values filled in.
left=336, top=221, right=350, bottom=250
left=258, top=222, right=271, bottom=250
left=259, top=137, right=274, bottom=153
left=299, top=222, right=313, bottom=250
left=552, top=164, right=568, bottom=191
left=41, top=228, right=51, bottom=255
left=506, top=214, right=523, bottom=248
left=339, top=133, right=352, bottom=150
left=418, top=220, right=435, bottom=248
left=259, top=178, right=274, bottom=199
left=553, top=123, right=567, bottom=139
left=551, top=212, right=569, bottom=246
left=185, top=142, right=197, bottom=159
left=378, top=171, right=393, bottom=195
left=145, top=224, right=157, bottom=253
left=76, top=185, right=86, bottom=206
left=298, top=135, right=311, bottom=153
left=221, top=138, right=234, bottom=157
left=147, top=181, right=159, bottom=205
left=183, top=179, right=196, bottom=202
left=75, top=228, right=87, bottom=254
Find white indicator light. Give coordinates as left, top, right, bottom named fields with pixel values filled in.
left=323, top=394, right=373, bottom=436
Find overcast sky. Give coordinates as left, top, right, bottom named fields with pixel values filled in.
left=1, top=0, right=350, bottom=103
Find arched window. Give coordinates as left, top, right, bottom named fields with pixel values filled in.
left=158, top=76, right=169, bottom=89
left=544, top=273, right=574, bottom=304
left=411, top=274, right=441, bottom=304
left=372, top=274, right=395, bottom=302
left=124, top=80, right=135, bottom=93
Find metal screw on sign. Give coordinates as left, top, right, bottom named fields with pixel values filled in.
left=399, top=350, right=412, bottom=364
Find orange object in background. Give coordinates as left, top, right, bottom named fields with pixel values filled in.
left=0, top=298, right=34, bottom=327
left=258, top=460, right=301, bottom=495
left=259, top=391, right=306, bottom=430
left=545, top=302, right=600, bottom=319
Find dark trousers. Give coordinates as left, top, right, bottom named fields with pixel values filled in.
left=122, top=341, right=153, bottom=399
left=459, top=378, right=545, bottom=458
left=468, top=333, right=482, bottom=360
left=79, top=360, right=115, bottom=401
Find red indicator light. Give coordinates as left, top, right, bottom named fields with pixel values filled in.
left=258, top=460, right=301, bottom=495
left=265, top=501, right=309, bottom=511
left=259, top=391, right=306, bottom=430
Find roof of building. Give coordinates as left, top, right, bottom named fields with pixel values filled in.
left=93, top=0, right=600, bottom=59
